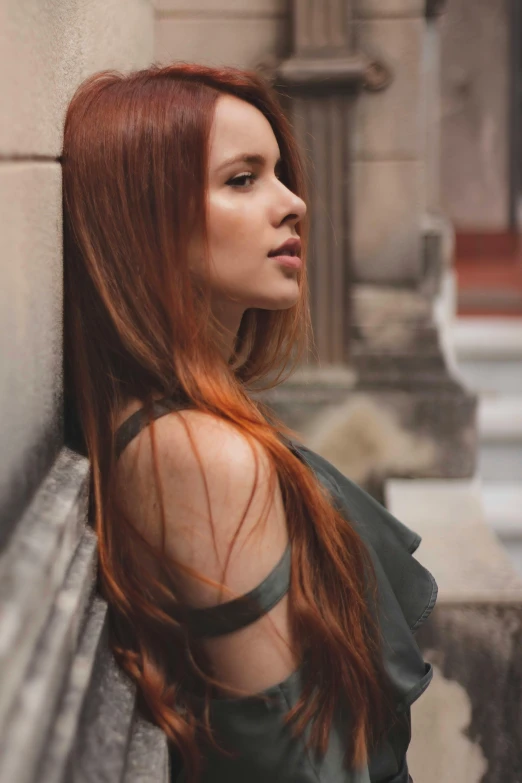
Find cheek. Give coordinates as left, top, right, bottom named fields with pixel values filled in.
left=207, top=195, right=260, bottom=258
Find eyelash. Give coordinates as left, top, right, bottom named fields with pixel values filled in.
left=227, top=170, right=283, bottom=189
left=228, top=172, right=257, bottom=188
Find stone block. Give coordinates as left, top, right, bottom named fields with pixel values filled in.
left=0, top=445, right=89, bottom=740
left=153, top=0, right=288, bottom=13
left=155, top=16, right=289, bottom=68
left=0, top=528, right=97, bottom=783
left=0, top=163, right=63, bottom=546
left=353, top=18, right=424, bottom=159
left=351, top=160, right=425, bottom=283
left=0, top=0, right=154, bottom=157
left=350, top=285, right=435, bottom=353
left=353, top=0, right=425, bottom=18
left=301, top=388, right=475, bottom=483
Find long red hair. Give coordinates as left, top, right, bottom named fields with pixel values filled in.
left=62, top=62, right=388, bottom=781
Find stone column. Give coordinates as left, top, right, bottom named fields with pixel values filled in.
left=274, top=0, right=391, bottom=365
left=262, top=0, right=476, bottom=487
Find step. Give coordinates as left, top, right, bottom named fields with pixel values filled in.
left=477, top=396, right=522, bottom=481
left=452, top=318, right=522, bottom=394
left=453, top=318, right=522, bottom=358
left=481, top=483, right=522, bottom=576
left=478, top=396, right=522, bottom=441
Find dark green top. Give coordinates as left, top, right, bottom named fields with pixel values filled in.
left=114, top=396, right=437, bottom=783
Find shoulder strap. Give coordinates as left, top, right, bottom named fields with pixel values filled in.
left=114, top=395, right=189, bottom=460
left=114, top=395, right=292, bottom=637
left=180, top=542, right=292, bottom=638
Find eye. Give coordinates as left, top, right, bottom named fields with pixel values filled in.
left=227, top=172, right=256, bottom=188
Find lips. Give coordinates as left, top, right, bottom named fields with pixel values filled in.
left=268, top=237, right=302, bottom=258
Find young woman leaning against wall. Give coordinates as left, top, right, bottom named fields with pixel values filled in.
left=61, top=63, right=437, bottom=783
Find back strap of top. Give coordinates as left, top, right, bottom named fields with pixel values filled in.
left=114, top=395, right=189, bottom=461
left=113, top=395, right=292, bottom=638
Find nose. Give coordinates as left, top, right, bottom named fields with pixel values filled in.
left=274, top=180, right=307, bottom=226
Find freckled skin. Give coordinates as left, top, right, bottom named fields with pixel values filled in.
left=190, top=94, right=307, bottom=340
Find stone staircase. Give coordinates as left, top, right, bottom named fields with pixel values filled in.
left=452, top=318, right=522, bottom=574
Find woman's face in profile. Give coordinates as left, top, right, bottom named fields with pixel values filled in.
left=192, top=94, right=307, bottom=320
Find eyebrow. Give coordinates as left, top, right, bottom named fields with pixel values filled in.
left=216, top=153, right=282, bottom=172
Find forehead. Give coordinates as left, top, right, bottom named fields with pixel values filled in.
left=208, top=94, right=280, bottom=164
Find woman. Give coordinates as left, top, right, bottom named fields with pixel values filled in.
left=62, top=63, right=437, bottom=783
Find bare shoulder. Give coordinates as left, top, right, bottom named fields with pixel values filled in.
left=115, top=408, right=288, bottom=607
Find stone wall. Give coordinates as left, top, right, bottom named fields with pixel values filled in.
left=154, top=0, right=290, bottom=69
left=0, top=2, right=170, bottom=781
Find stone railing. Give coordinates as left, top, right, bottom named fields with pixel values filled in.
left=0, top=448, right=170, bottom=783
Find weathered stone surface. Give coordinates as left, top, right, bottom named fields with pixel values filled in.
left=353, top=18, right=424, bottom=159
left=350, top=161, right=425, bottom=283
left=0, top=527, right=97, bottom=783
left=38, top=595, right=109, bottom=783
left=155, top=15, right=289, bottom=68
left=0, top=0, right=154, bottom=156
left=416, top=606, right=522, bottom=782
left=296, top=388, right=475, bottom=483
left=256, top=366, right=358, bottom=434
left=388, top=479, right=522, bottom=782
left=0, top=447, right=89, bottom=739
left=69, top=631, right=137, bottom=782
left=351, top=285, right=436, bottom=353
left=124, top=713, right=170, bottom=783
left=409, top=662, right=488, bottom=782
left=0, top=163, right=63, bottom=547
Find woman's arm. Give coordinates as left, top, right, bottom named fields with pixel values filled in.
left=116, top=410, right=298, bottom=696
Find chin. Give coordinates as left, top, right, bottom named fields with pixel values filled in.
left=250, top=285, right=300, bottom=311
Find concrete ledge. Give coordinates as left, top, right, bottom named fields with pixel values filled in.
left=124, top=713, right=170, bottom=783
left=0, top=528, right=97, bottom=783
left=37, top=594, right=109, bottom=783
left=386, top=478, right=522, bottom=602
left=71, top=639, right=137, bottom=782
left=0, top=447, right=89, bottom=736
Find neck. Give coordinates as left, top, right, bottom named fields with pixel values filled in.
left=211, top=299, right=246, bottom=363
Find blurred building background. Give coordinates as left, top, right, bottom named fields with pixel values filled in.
left=0, top=1, right=521, bottom=782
